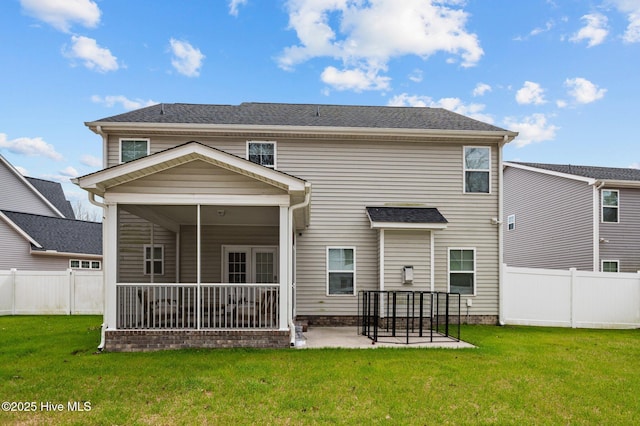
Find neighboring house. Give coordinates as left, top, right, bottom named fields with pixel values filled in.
left=73, top=102, right=517, bottom=350
left=0, top=154, right=102, bottom=271
left=504, top=161, right=640, bottom=273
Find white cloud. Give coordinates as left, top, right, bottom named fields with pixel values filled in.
left=20, top=0, right=100, bottom=33
left=279, top=0, right=483, bottom=92
left=15, top=165, right=29, bottom=176
left=65, top=35, right=119, bottom=72
left=80, top=154, right=102, bottom=168
left=630, top=162, right=640, bottom=169
left=321, top=66, right=390, bottom=91
left=169, top=38, right=205, bottom=77
left=472, top=83, right=491, bottom=97
left=564, top=77, right=606, bottom=104
left=229, top=0, right=248, bottom=16
left=59, top=166, right=79, bottom=177
left=530, top=20, right=554, bottom=36
left=409, top=69, right=423, bottom=83
left=91, top=95, right=157, bottom=110
left=0, top=133, right=64, bottom=160
left=610, top=0, right=640, bottom=43
left=515, top=81, right=546, bottom=105
left=504, top=114, right=558, bottom=148
left=388, top=93, right=494, bottom=123
left=570, top=13, right=608, bottom=47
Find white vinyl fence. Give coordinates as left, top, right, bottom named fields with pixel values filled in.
left=0, top=269, right=103, bottom=316
left=502, top=265, right=640, bottom=329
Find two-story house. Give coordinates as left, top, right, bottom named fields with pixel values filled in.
left=0, top=154, right=102, bottom=271
left=74, top=102, right=517, bottom=351
left=504, top=162, right=640, bottom=272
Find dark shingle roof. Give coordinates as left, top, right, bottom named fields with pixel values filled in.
left=2, top=210, right=101, bottom=255
left=513, top=162, right=640, bottom=182
left=25, top=177, right=76, bottom=219
left=366, top=207, right=448, bottom=224
left=91, top=102, right=511, bottom=133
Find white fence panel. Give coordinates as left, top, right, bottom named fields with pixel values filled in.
left=503, top=265, right=640, bottom=329
left=0, top=269, right=103, bottom=316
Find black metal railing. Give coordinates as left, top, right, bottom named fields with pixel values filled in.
left=358, top=290, right=461, bottom=344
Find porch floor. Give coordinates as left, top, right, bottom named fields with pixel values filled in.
left=297, top=327, right=475, bottom=349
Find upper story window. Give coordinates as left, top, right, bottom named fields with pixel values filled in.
left=247, top=141, right=276, bottom=168
left=602, top=190, right=619, bottom=223
left=507, top=214, right=516, bottom=231
left=464, top=147, right=490, bottom=193
left=120, top=139, right=150, bottom=163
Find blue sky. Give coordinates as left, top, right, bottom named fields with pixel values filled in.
left=1, top=0, right=639, bottom=212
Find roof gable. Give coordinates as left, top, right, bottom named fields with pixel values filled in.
left=26, top=177, right=75, bottom=219
left=74, top=141, right=307, bottom=196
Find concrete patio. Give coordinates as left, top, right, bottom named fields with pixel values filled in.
left=297, top=326, right=475, bottom=349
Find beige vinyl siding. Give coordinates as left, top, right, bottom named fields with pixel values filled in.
left=383, top=230, right=431, bottom=292
left=117, top=209, right=176, bottom=283
left=110, top=159, right=285, bottom=196
left=280, top=138, right=500, bottom=316
left=504, top=167, right=594, bottom=270
left=600, top=187, right=640, bottom=272
left=179, top=225, right=278, bottom=283
left=0, top=163, right=59, bottom=217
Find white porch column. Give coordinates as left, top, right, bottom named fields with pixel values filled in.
left=279, top=205, right=289, bottom=330
left=104, top=203, right=117, bottom=330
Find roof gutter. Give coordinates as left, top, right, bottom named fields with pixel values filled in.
left=30, top=250, right=102, bottom=259
left=86, top=121, right=519, bottom=142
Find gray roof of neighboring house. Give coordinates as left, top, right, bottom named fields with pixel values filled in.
left=89, top=102, right=512, bottom=133
left=512, top=162, right=640, bottom=182
left=1, top=210, right=102, bottom=255
left=366, top=207, right=448, bottom=224
left=25, top=177, right=76, bottom=219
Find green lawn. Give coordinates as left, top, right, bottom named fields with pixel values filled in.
left=0, top=316, right=638, bottom=425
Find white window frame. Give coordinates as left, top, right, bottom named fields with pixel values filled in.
left=143, top=244, right=164, bottom=276
left=601, top=189, right=619, bottom=223
left=69, top=259, right=101, bottom=270
left=507, top=214, right=516, bottom=231
left=326, top=246, right=356, bottom=296
left=448, top=248, right=476, bottom=296
left=601, top=260, right=619, bottom=273
left=463, top=146, right=491, bottom=194
left=246, top=141, right=277, bottom=169
left=119, top=138, right=150, bottom=164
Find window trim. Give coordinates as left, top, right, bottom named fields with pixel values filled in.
left=507, top=214, right=516, bottom=231
left=326, top=246, right=356, bottom=296
left=463, top=146, right=491, bottom=194
left=601, top=260, right=620, bottom=273
left=601, top=189, right=619, bottom=223
left=246, top=141, right=277, bottom=169
left=69, top=259, right=101, bottom=270
left=143, top=244, right=164, bottom=276
left=119, top=138, right=150, bottom=164
left=448, top=247, right=476, bottom=296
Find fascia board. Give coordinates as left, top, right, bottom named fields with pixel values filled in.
left=0, top=211, right=42, bottom=248
left=369, top=222, right=448, bottom=230
left=30, top=250, right=102, bottom=259
left=598, top=179, right=640, bottom=189
left=503, top=162, right=596, bottom=185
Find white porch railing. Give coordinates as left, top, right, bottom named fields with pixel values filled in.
left=116, top=284, right=279, bottom=330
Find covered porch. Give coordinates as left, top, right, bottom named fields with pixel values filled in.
left=74, top=142, right=310, bottom=347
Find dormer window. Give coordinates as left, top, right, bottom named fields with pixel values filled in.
left=120, top=139, right=150, bottom=163
left=247, top=141, right=276, bottom=168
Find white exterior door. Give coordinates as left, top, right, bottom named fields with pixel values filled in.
left=223, top=246, right=278, bottom=283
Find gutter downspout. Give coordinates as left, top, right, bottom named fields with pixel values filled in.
left=592, top=181, right=605, bottom=272
left=287, top=183, right=312, bottom=347
left=87, top=191, right=107, bottom=350
left=498, top=135, right=507, bottom=326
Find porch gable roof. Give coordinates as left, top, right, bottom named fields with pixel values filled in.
left=73, top=141, right=308, bottom=196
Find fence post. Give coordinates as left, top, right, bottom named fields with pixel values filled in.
left=10, top=268, right=17, bottom=315
left=569, top=268, right=577, bottom=328
left=68, top=268, right=75, bottom=315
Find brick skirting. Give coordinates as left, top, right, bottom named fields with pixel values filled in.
left=296, top=315, right=499, bottom=327
left=105, top=329, right=290, bottom=352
